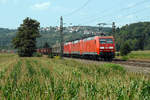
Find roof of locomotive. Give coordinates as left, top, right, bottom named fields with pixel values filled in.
left=64, top=35, right=114, bottom=44
left=98, top=36, right=114, bottom=39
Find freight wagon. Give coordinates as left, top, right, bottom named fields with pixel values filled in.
left=36, top=48, right=52, bottom=55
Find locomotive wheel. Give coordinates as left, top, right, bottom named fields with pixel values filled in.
left=108, top=58, right=113, bottom=62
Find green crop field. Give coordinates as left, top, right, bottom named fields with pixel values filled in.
left=0, top=54, right=150, bottom=100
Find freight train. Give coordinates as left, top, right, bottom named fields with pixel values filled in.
left=52, top=35, right=115, bottom=61
left=36, top=48, right=52, bottom=55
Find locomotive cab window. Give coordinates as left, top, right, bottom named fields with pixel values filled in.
left=100, top=39, right=113, bottom=44
left=107, top=39, right=113, bottom=44
left=100, top=39, right=106, bottom=44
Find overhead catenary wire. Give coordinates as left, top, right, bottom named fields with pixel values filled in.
left=80, top=0, right=149, bottom=25
left=79, top=0, right=130, bottom=22
left=105, top=4, right=150, bottom=25
left=65, top=0, right=127, bottom=25
left=65, top=1, right=127, bottom=25
left=64, top=0, right=92, bottom=18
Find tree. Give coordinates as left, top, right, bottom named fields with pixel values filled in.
left=12, top=17, right=40, bottom=57
left=120, top=42, right=132, bottom=56
left=43, top=42, right=50, bottom=48
left=114, top=22, right=150, bottom=51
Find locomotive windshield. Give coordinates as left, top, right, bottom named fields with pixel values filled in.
left=100, top=39, right=113, bottom=44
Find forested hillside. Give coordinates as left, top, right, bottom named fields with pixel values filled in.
left=35, top=26, right=112, bottom=48
left=0, top=28, right=16, bottom=49
left=0, top=26, right=111, bottom=49
left=0, top=22, right=150, bottom=51
left=115, top=22, right=150, bottom=51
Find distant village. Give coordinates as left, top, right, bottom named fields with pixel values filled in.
left=40, top=26, right=102, bottom=35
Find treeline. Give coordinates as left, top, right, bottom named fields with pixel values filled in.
left=0, top=22, right=150, bottom=51
left=0, top=26, right=111, bottom=49
left=114, top=22, right=150, bottom=51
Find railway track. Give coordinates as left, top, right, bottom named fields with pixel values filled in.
left=112, top=59, right=150, bottom=68
left=66, top=57, right=150, bottom=67
left=65, top=57, right=150, bottom=74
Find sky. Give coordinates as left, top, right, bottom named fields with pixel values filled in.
left=0, top=0, right=150, bottom=29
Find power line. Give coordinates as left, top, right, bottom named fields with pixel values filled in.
left=79, top=0, right=128, bottom=22
left=106, top=5, right=150, bottom=24
left=64, top=0, right=92, bottom=17
left=65, top=0, right=129, bottom=25
left=118, top=0, right=148, bottom=12
left=66, top=0, right=125, bottom=25
left=80, top=0, right=149, bottom=25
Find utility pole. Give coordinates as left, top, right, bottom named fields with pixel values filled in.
left=97, top=23, right=107, bottom=36
left=60, top=16, right=64, bottom=59
left=112, top=22, right=116, bottom=36
left=97, top=23, right=102, bottom=33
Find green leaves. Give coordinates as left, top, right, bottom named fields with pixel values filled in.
left=120, top=41, right=132, bottom=56
left=115, top=22, right=150, bottom=51
left=12, top=17, right=40, bottom=57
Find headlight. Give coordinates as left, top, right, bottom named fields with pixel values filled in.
left=109, top=47, right=114, bottom=49
left=100, top=47, right=104, bottom=49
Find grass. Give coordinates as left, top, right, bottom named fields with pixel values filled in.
left=116, top=50, right=150, bottom=61
left=0, top=54, right=149, bottom=99
left=128, top=50, right=150, bottom=60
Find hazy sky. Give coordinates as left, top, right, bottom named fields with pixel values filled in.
left=0, top=0, right=150, bottom=29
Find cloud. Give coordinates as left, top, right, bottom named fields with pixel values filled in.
left=79, top=12, right=88, bottom=16
left=127, top=15, right=134, bottom=19
left=0, top=0, right=8, bottom=4
left=0, top=0, right=19, bottom=4
left=116, top=15, right=123, bottom=19
left=31, top=2, right=51, bottom=10
left=146, top=5, right=150, bottom=8
left=127, top=3, right=136, bottom=8
left=13, top=0, right=19, bottom=4
left=51, top=6, right=70, bottom=13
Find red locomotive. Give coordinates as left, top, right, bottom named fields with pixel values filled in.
left=63, top=36, right=115, bottom=60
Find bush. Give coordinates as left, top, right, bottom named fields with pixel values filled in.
left=120, top=42, right=132, bottom=56
left=33, top=52, right=42, bottom=57
left=116, top=52, right=120, bottom=56
left=48, top=54, right=54, bottom=58
left=54, top=56, right=61, bottom=59
left=121, top=56, right=129, bottom=61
